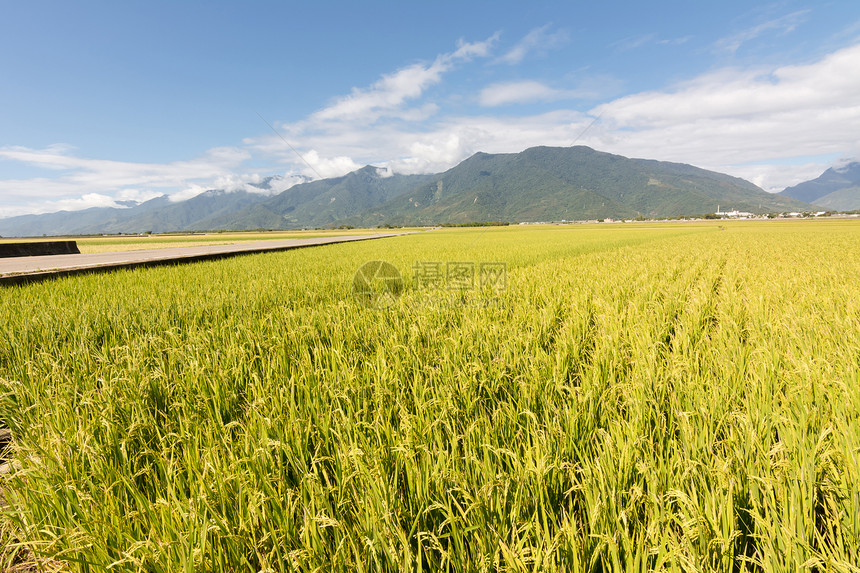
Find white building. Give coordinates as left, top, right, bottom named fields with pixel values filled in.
left=716, top=206, right=753, bottom=218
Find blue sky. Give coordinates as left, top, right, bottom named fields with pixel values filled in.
left=2, top=0, right=859, bottom=217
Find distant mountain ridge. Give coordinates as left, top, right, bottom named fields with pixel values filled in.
left=0, top=191, right=269, bottom=237
left=779, top=162, right=860, bottom=210
left=0, top=146, right=812, bottom=236
left=0, top=174, right=303, bottom=237
left=205, top=166, right=436, bottom=230
left=342, top=146, right=807, bottom=226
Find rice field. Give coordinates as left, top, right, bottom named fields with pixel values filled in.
left=0, top=221, right=858, bottom=571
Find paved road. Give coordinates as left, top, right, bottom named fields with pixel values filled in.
left=0, top=233, right=406, bottom=285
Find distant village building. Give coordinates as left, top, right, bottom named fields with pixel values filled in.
left=715, top=206, right=753, bottom=218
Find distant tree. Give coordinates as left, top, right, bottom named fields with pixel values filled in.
left=440, top=221, right=510, bottom=227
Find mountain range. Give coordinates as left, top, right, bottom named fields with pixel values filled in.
left=341, top=146, right=805, bottom=226
left=0, top=146, right=814, bottom=237
left=779, top=162, right=860, bottom=210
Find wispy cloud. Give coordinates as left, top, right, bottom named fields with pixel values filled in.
left=480, top=80, right=580, bottom=106
left=612, top=33, right=692, bottom=51
left=312, top=35, right=498, bottom=123
left=498, top=25, right=569, bottom=65
left=613, top=33, right=658, bottom=51
left=835, top=17, right=860, bottom=40
left=657, top=36, right=692, bottom=46
left=714, top=10, right=810, bottom=54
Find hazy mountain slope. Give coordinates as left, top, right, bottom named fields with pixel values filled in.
left=0, top=196, right=172, bottom=237
left=806, top=186, right=860, bottom=210
left=0, top=191, right=274, bottom=236
left=113, top=190, right=270, bottom=233
left=0, top=175, right=303, bottom=236
left=780, top=162, right=860, bottom=209
left=208, top=166, right=436, bottom=229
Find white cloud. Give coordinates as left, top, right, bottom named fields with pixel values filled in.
left=375, top=165, right=394, bottom=178
left=268, top=174, right=310, bottom=193
left=0, top=144, right=79, bottom=170
left=312, top=34, right=497, bottom=123
left=591, top=42, right=860, bottom=191
left=301, top=150, right=361, bottom=179
left=384, top=111, right=592, bottom=174
left=233, top=34, right=501, bottom=182
left=498, top=25, right=568, bottom=64
left=167, top=185, right=208, bottom=203
left=836, top=150, right=860, bottom=169
left=716, top=161, right=834, bottom=194
left=0, top=145, right=250, bottom=194
left=0, top=188, right=166, bottom=218
left=480, top=80, right=576, bottom=106
left=452, top=35, right=498, bottom=60
left=0, top=144, right=253, bottom=216
left=402, top=133, right=470, bottom=174
left=114, top=188, right=165, bottom=204
left=209, top=172, right=303, bottom=195
left=212, top=172, right=264, bottom=191
left=312, top=62, right=446, bottom=123
left=598, top=45, right=860, bottom=126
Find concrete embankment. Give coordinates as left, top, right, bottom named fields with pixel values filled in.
left=0, top=233, right=408, bottom=287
